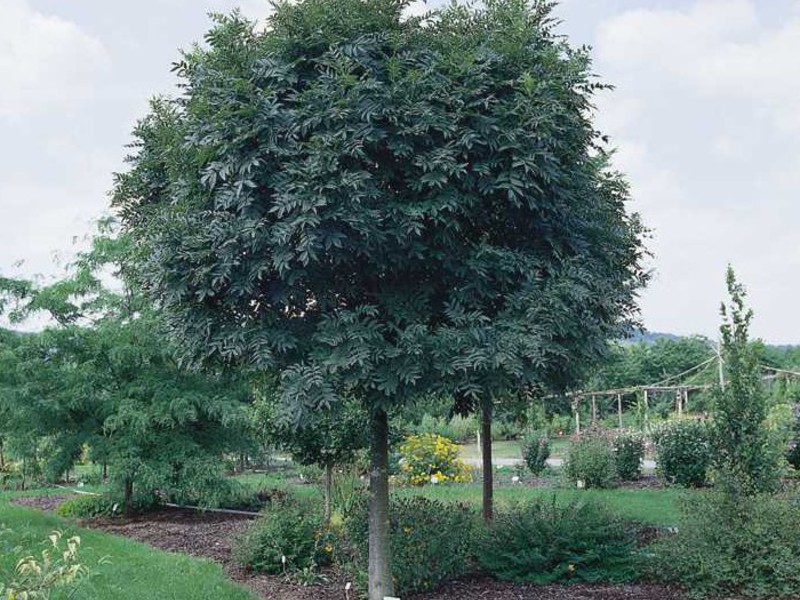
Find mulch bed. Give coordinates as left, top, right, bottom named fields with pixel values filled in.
left=12, top=496, right=685, bottom=600
left=12, top=493, right=76, bottom=512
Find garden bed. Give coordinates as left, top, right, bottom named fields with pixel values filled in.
left=65, top=504, right=683, bottom=600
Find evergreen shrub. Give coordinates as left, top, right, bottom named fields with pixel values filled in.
left=478, top=497, right=638, bottom=584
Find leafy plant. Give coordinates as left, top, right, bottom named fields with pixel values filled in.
left=0, top=530, right=101, bottom=600
left=478, top=497, right=638, bottom=584
left=398, top=434, right=472, bottom=486
left=344, top=496, right=476, bottom=595
left=57, top=494, right=120, bottom=519
left=614, top=432, right=644, bottom=481
left=233, top=497, right=323, bottom=575
left=653, top=420, right=711, bottom=487
left=648, top=492, right=800, bottom=598
left=521, top=431, right=550, bottom=476
left=565, top=433, right=617, bottom=489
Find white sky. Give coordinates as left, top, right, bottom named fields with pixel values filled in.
left=1, top=0, right=799, bottom=342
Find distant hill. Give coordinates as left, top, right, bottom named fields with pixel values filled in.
left=623, top=330, right=682, bottom=344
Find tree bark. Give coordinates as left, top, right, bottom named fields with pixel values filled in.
left=324, top=462, right=333, bottom=525
left=368, top=407, right=394, bottom=600
left=481, top=399, right=493, bottom=523
left=123, top=477, right=134, bottom=517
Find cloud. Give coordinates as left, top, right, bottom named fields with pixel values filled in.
left=0, top=0, right=109, bottom=117
left=598, top=0, right=800, bottom=134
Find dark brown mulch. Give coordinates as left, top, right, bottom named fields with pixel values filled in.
left=411, top=577, right=685, bottom=600
left=12, top=494, right=75, bottom=512
left=16, top=499, right=685, bottom=600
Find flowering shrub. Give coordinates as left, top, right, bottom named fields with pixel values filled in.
left=398, top=434, right=472, bottom=486
left=344, top=496, right=476, bottom=594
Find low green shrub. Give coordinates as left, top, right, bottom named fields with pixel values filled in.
left=653, top=420, right=711, bottom=487
left=478, top=497, right=638, bottom=584
left=345, top=496, right=476, bottom=595
left=233, top=497, right=323, bottom=574
left=57, top=494, right=119, bottom=519
left=565, top=434, right=617, bottom=489
left=521, top=431, right=550, bottom=476
left=614, top=433, right=645, bottom=481
left=648, top=492, right=800, bottom=598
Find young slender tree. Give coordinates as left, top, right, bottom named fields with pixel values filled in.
left=112, top=2, right=647, bottom=596
left=712, top=266, right=781, bottom=495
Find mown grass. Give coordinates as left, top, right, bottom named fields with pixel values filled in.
left=235, top=468, right=686, bottom=526
left=0, top=500, right=255, bottom=600
left=458, top=437, right=571, bottom=460
left=397, top=484, right=686, bottom=526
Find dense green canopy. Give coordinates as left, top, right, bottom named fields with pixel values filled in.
left=114, top=0, right=648, bottom=416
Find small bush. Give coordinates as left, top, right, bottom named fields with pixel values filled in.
left=398, top=434, right=472, bottom=486
left=614, top=433, right=645, bottom=481
left=648, top=492, right=800, bottom=598
left=345, top=496, right=476, bottom=595
left=233, top=497, right=323, bottom=574
left=653, top=420, right=711, bottom=487
left=478, top=497, right=638, bottom=584
left=565, top=434, right=617, bottom=489
left=57, top=494, right=119, bottom=519
left=521, top=432, right=550, bottom=476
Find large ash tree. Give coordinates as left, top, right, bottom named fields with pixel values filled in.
left=112, top=1, right=647, bottom=597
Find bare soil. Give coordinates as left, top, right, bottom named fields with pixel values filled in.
left=13, top=497, right=685, bottom=600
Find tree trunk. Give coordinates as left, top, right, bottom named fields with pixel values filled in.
left=103, top=462, right=108, bottom=481
left=481, top=400, right=493, bottom=523
left=324, top=462, right=333, bottom=525
left=368, top=407, right=394, bottom=600
left=123, top=477, right=134, bottom=517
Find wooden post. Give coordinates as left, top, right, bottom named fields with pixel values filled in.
left=591, top=395, right=598, bottom=424
left=643, top=389, right=650, bottom=432
left=573, top=399, right=581, bottom=435
left=617, top=394, right=623, bottom=429
left=676, top=388, right=683, bottom=417
left=684, top=388, right=689, bottom=413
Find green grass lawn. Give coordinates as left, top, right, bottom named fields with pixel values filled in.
left=458, top=437, right=571, bottom=460
left=395, top=484, right=687, bottom=526
left=0, top=501, right=255, bottom=600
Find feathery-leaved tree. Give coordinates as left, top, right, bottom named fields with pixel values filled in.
left=0, top=229, right=253, bottom=511
left=112, top=1, right=648, bottom=596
